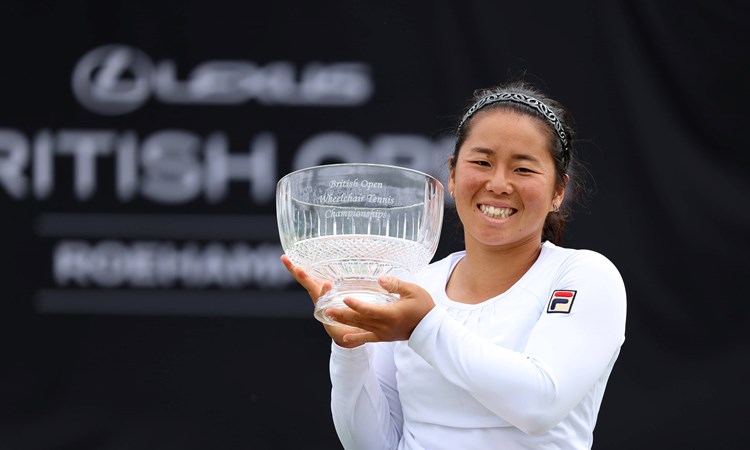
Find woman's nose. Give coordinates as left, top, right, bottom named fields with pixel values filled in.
left=485, top=169, right=513, bottom=194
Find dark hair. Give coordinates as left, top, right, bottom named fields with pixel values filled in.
left=450, top=80, right=584, bottom=245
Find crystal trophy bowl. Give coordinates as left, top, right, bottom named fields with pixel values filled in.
left=277, top=163, right=444, bottom=326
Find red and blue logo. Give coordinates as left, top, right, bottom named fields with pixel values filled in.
left=547, top=290, right=577, bottom=314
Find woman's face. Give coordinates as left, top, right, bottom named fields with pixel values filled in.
left=449, top=109, right=565, bottom=250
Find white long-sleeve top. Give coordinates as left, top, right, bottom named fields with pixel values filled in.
left=329, top=242, right=627, bottom=450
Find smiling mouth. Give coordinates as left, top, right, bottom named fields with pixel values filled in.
left=479, top=204, right=516, bottom=219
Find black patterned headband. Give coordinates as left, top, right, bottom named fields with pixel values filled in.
left=458, top=92, right=570, bottom=164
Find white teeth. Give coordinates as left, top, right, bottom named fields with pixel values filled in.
left=480, top=204, right=514, bottom=218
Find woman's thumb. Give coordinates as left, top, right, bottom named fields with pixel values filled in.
left=378, top=276, right=410, bottom=295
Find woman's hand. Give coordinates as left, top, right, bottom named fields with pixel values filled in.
left=280, top=255, right=366, bottom=348
left=324, top=276, right=435, bottom=347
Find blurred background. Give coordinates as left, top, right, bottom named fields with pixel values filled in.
left=1, top=1, right=747, bottom=448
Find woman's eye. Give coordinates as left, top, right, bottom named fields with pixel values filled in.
left=515, top=167, right=534, bottom=173
left=472, top=160, right=490, bottom=167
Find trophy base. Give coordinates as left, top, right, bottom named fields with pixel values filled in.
left=313, top=280, right=399, bottom=326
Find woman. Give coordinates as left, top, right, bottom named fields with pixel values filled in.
left=282, top=81, right=626, bottom=449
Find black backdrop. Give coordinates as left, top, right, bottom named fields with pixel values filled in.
left=1, top=1, right=748, bottom=449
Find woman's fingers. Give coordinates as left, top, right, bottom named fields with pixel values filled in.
left=280, top=254, right=302, bottom=281
left=281, top=265, right=434, bottom=343
left=327, top=276, right=435, bottom=342
left=378, top=276, right=421, bottom=297
left=325, top=300, right=397, bottom=342
left=340, top=330, right=379, bottom=346
left=281, top=255, right=370, bottom=347
left=280, top=255, right=330, bottom=304
left=330, top=299, right=388, bottom=325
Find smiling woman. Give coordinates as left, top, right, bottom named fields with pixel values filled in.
left=452, top=83, right=583, bottom=247
left=449, top=111, right=564, bottom=252
left=281, top=80, right=627, bottom=450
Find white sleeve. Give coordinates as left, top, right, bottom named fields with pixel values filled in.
left=408, top=251, right=627, bottom=435
left=329, top=340, right=403, bottom=449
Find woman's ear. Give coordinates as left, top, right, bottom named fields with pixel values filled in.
left=448, top=156, right=456, bottom=198
left=553, top=173, right=569, bottom=207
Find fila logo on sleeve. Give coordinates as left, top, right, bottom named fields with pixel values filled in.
left=547, top=290, right=577, bottom=314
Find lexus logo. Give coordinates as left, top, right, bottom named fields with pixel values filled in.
left=72, top=45, right=152, bottom=115
left=71, top=45, right=374, bottom=115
